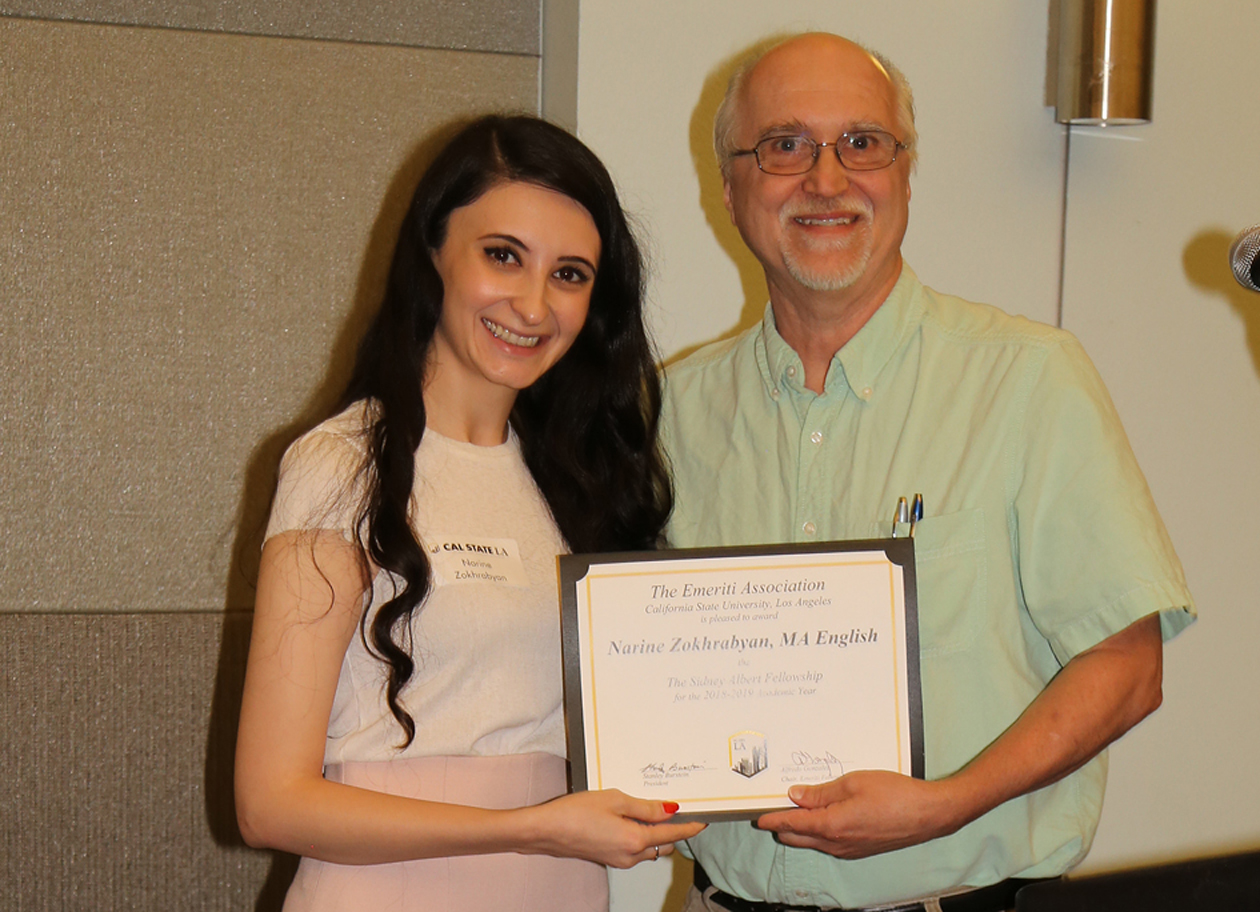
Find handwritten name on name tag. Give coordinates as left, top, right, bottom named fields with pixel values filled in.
left=427, top=536, right=530, bottom=588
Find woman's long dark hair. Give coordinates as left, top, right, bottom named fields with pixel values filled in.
left=339, top=115, right=672, bottom=746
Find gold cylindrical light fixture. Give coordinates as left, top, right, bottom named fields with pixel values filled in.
left=1056, top=0, right=1156, bottom=125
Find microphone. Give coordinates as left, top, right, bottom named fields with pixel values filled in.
left=1230, top=225, right=1260, bottom=291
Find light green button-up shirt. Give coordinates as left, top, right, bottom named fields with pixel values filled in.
left=661, top=266, right=1195, bottom=908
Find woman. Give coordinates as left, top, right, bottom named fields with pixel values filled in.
left=235, top=115, right=703, bottom=911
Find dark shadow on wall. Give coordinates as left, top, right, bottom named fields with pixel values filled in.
left=1183, top=228, right=1260, bottom=379
left=661, top=856, right=696, bottom=912
left=666, top=37, right=788, bottom=367
left=202, top=119, right=472, bottom=910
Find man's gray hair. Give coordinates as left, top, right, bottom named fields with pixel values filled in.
left=712, top=35, right=918, bottom=178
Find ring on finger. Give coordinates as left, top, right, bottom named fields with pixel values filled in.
left=653, top=845, right=660, bottom=861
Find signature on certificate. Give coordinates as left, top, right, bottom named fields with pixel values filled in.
left=789, top=750, right=846, bottom=778
left=641, top=761, right=709, bottom=776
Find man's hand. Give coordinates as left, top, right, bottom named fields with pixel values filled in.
left=757, top=614, right=1164, bottom=860
left=757, top=771, right=959, bottom=859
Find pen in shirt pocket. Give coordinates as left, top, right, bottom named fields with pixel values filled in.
left=890, top=493, right=923, bottom=538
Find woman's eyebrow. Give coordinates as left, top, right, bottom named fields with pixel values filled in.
left=558, top=255, right=598, bottom=273
left=480, top=232, right=529, bottom=249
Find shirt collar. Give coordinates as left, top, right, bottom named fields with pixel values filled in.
left=756, top=264, right=924, bottom=404
left=757, top=307, right=806, bottom=401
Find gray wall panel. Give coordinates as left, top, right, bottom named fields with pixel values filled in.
left=0, top=612, right=280, bottom=910
left=0, top=17, right=537, bottom=614
left=0, top=0, right=539, bottom=54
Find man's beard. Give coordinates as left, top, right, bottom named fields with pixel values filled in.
left=779, top=198, right=874, bottom=292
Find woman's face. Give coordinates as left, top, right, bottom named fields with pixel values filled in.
left=429, top=181, right=601, bottom=401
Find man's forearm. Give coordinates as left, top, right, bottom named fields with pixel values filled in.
left=942, top=611, right=1164, bottom=827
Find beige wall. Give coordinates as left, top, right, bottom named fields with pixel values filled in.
left=0, top=5, right=539, bottom=907
left=1059, top=0, right=1260, bottom=874
left=574, top=2, right=1260, bottom=910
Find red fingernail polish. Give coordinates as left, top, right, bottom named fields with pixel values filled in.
left=663, top=801, right=680, bottom=813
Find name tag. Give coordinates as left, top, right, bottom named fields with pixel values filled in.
left=427, top=536, right=530, bottom=588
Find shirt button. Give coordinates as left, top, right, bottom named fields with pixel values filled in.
left=802, top=521, right=816, bottom=536
left=860, top=386, right=873, bottom=400
left=771, top=388, right=781, bottom=400
left=786, top=366, right=797, bottom=378
left=809, top=430, right=823, bottom=445
left=795, top=891, right=810, bottom=900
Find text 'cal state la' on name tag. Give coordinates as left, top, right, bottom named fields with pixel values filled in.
left=427, top=536, right=530, bottom=588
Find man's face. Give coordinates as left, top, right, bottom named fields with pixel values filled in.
left=723, top=36, right=912, bottom=305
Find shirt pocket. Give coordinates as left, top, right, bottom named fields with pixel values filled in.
left=911, top=508, right=986, bottom=655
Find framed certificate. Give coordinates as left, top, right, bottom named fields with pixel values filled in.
left=559, top=540, right=922, bottom=821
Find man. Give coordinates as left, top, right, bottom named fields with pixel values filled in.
left=662, top=32, right=1195, bottom=912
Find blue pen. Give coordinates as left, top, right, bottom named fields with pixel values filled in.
left=910, top=493, right=923, bottom=537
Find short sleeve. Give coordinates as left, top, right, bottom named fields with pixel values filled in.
left=265, top=411, right=371, bottom=544
left=1014, top=337, right=1195, bottom=663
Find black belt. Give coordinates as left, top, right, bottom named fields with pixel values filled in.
left=694, top=863, right=1049, bottom=912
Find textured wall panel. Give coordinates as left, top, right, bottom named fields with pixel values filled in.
left=0, top=17, right=538, bottom=613
left=0, top=612, right=287, bottom=910
left=0, top=0, right=539, bottom=54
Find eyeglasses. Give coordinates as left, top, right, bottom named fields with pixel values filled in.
left=731, top=131, right=907, bottom=175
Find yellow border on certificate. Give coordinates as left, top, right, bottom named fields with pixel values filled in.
left=584, top=574, right=604, bottom=789
left=889, top=561, right=904, bottom=772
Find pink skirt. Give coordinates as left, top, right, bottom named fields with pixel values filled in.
left=282, top=752, right=609, bottom=912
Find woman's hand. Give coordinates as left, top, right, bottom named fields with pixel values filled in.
left=518, top=789, right=706, bottom=868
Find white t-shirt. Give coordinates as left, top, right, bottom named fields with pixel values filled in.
left=266, top=402, right=569, bottom=764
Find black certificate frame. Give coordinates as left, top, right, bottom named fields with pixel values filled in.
left=559, top=538, right=923, bottom=822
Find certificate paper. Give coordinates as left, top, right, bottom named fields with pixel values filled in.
left=559, top=541, right=923, bottom=821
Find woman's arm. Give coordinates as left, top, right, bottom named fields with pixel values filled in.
left=235, top=530, right=703, bottom=867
